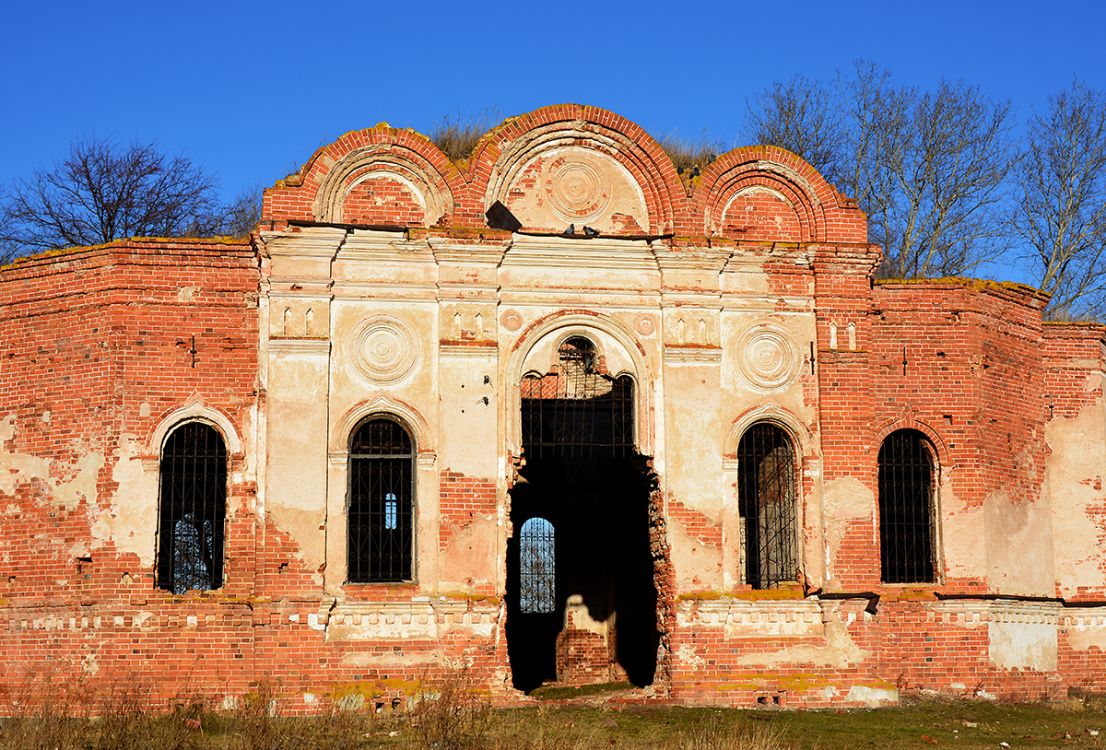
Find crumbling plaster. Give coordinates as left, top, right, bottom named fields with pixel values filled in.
left=1046, top=392, right=1106, bottom=597
left=8, top=106, right=1106, bottom=710
left=0, top=414, right=103, bottom=513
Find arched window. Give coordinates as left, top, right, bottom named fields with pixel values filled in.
left=519, top=517, right=555, bottom=613
left=157, top=422, right=227, bottom=593
left=878, top=429, right=936, bottom=583
left=738, top=422, right=798, bottom=589
left=348, top=418, right=414, bottom=582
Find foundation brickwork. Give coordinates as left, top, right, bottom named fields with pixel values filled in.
left=4, top=105, right=1106, bottom=712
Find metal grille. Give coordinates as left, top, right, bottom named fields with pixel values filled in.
left=348, top=418, right=414, bottom=583
left=878, top=430, right=935, bottom=583
left=519, top=517, right=555, bottom=613
left=157, top=422, right=227, bottom=593
left=521, top=336, right=634, bottom=457
left=737, top=422, right=797, bottom=589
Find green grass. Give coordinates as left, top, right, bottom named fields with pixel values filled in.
left=528, top=680, right=636, bottom=701
left=2, top=697, right=1105, bottom=749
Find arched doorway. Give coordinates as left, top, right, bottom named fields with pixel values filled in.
left=506, top=335, right=659, bottom=692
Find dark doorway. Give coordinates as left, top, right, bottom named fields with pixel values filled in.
left=506, top=336, right=659, bottom=692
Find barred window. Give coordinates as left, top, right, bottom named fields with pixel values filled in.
left=519, top=517, right=555, bottom=614
left=157, top=422, right=227, bottom=593
left=878, top=429, right=936, bottom=583
left=738, top=422, right=798, bottom=589
left=348, top=418, right=414, bottom=583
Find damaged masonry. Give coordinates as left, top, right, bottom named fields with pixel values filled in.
left=3, top=104, right=1106, bottom=712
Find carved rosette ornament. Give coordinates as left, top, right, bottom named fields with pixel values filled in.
left=737, top=325, right=800, bottom=390
left=634, top=315, right=656, bottom=336
left=352, top=316, right=418, bottom=385
left=501, top=310, right=523, bottom=332
left=547, top=160, right=611, bottom=223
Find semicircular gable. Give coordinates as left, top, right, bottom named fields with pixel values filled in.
left=694, top=146, right=864, bottom=243
left=263, top=127, right=463, bottom=228
left=468, top=105, right=687, bottom=236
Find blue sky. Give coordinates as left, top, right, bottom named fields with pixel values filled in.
left=3, top=1, right=1105, bottom=281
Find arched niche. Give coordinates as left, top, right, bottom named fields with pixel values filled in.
left=471, top=105, right=686, bottom=236
left=493, top=145, right=650, bottom=234
left=720, top=185, right=804, bottom=242
left=313, top=144, right=453, bottom=227
left=695, top=146, right=838, bottom=242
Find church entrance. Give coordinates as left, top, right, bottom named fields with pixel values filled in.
left=505, top=336, right=660, bottom=693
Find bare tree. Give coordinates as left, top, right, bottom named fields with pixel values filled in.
left=187, top=185, right=263, bottom=239
left=0, top=138, right=253, bottom=265
left=1013, top=80, right=1106, bottom=320
left=747, top=74, right=846, bottom=187
left=747, top=62, right=1014, bottom=279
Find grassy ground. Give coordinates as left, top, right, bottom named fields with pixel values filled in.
left=2, top=695, right=1105, bottom=749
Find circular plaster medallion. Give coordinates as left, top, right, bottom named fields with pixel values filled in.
left=635, top=315, right=656, bottom=336
left=501, top=310, right=523, bottom=332
left=352, top=316, right=418, bottom=385
left=737, top=325, right=800, bottom=390
left=548, top=160, right=611, bottom=222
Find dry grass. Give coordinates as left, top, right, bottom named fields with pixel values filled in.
left=408, top=676, right=492, bottom=750
left=4, top=680, right=1106, bottom=750
left=657, top=135, right=724, bottom=176
left=429, top=114, right=498, bottom=163
left=0, top=681, right=204, bottom=750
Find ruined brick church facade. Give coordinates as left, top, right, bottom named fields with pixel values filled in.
left=4, top=105, right=1106, bottom=711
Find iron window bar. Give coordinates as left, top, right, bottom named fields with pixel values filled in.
left=737, top=422, right=798, bottom=589
left=348, top=418, right=414, bottom=583
left=519, top=517, right=556, bottom=613
left=878, top=429, right=936, bottom=583
left=521, top=336, right=635, bottom=459
left=157, top=422, right=227, bottom=593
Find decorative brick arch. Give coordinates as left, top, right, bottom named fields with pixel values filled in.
left=873, top=416, right=949, bottom=471
left=263, top=126, right=464, bottom=228
left=692, top=145, right=866, bottom=243
left=148, top=402, right=242, bottom=456
left=329, top=394, right=434, bottom=458
left=724, top=401, right=815, bottom=460
left=465, top=104, right=689, bottom=235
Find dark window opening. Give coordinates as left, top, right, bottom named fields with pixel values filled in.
left=348, top=418, right=414, bottom=583
left=157, top=422, right=227, bottom=593
left=507, top=336, right=659, bottom=692
left=878, top=429, right=936, bottom=584
left=737, top=422, right=798, bottom=589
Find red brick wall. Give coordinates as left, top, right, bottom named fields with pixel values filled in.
left=341, top=175, right=426, bottom=226
left=0, top=239, right=264, bottom=709
left=7, top=106, right=1106, bottom=712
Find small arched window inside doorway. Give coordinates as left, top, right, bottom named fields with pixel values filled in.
left=348, top=418, right=415, bottom=583
left=519, top=517, right=555, bottom=613
left=157, top=422, right=227, bottom=593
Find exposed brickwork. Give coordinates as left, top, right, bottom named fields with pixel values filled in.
left=439, top=471, right=497, bottom=551
left=4, top=108, right=1106, bottom=713
left=341, top=175, right=426, bottom=226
